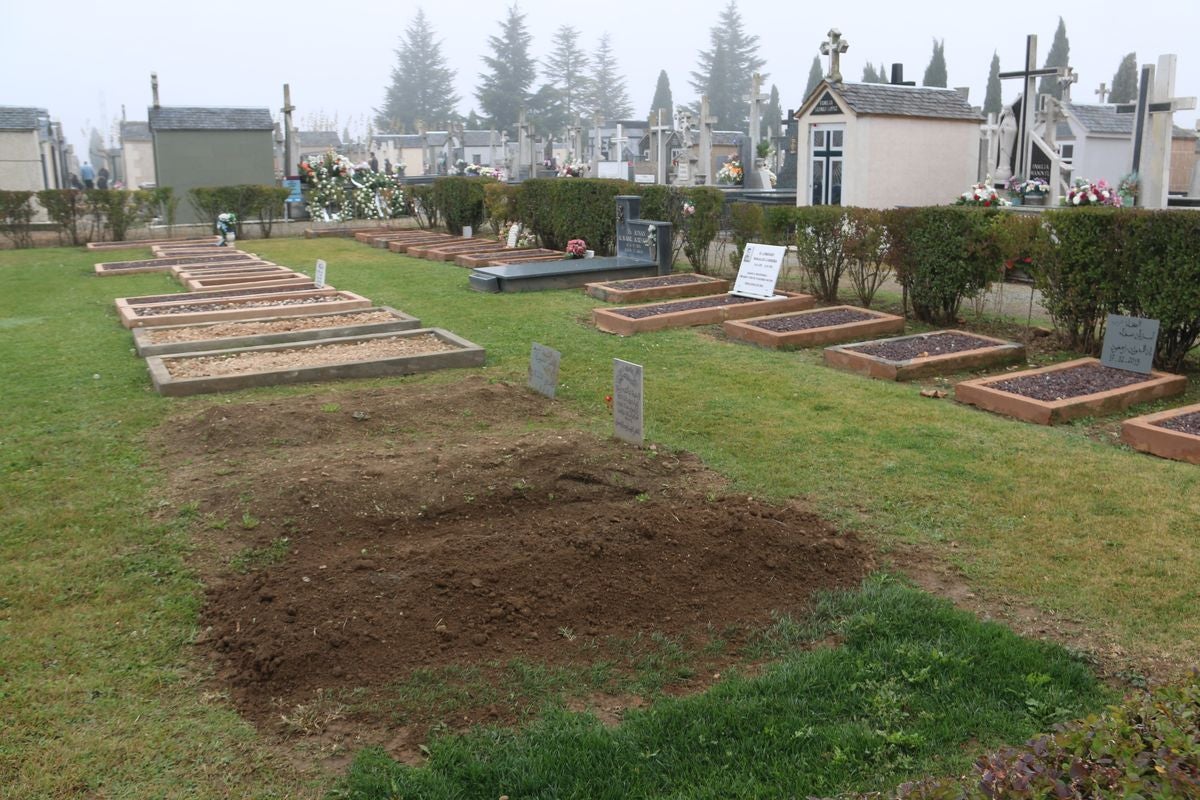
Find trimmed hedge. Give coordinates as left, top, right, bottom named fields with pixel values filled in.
left=430, top=176, right=490, bottom=235
left=188, top=185, right=290, bottom=236
left=36, top=189, right=88, bottom=245
left=0, top=190, right=35, bottom=248
left=517, top=178, right=633, bottom=254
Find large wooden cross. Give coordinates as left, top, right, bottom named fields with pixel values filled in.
left=1116, top=54, right=1197, bottom=208
left=999, top=34, right=1066, bottom=179
left=820, top=29, right=849, bottom=84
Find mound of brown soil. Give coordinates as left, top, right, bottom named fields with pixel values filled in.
left=155, top=376, right=872, bottom=748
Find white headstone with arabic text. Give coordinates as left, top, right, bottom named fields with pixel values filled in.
left=314, top=259, right=327, bottom=289
left=528, top=343, right=562, bottom=398
left=1101, top=314, right=1159, bottom=374
left=731, top=243, right=785, bottom=299
left=612, top=359, right=644, bottom=445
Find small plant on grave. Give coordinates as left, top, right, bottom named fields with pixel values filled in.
left=565, top=238, right=588, bottom=258
left=239, top=512, right=260, bottom=530
left=716, top=157, right=744, bottom=186
left=1063, top=177, right=1122, bottom=207
left=842, top=207, right=894, bottom=308
left=955, top=177, right=1012, bottom=207
left=1118, top=172, right=1141, bottom=202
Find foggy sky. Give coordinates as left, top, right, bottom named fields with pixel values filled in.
left=4, top=0, right=1198, bottom=157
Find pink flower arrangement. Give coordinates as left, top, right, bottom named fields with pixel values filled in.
left=566, top=238, right=587, bottom=258
left=1064, top=178, right=1122, bottom=207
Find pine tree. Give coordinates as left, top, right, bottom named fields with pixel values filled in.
left=475, top=4, right=536, bottom=133
left=804, top=56, right=823, bottom=99
left=375, top=9, right=460, bottom=133
left=543, top=25, right=591, bottom=126
left=688, top=0, right=766, bottom=131
left=649, top=70, right=674, bottom=121
left=1038, top=17, right=1070, bottom=99
left=983, top=51, right=1002, bottom=116
left=862, top=63, right=879, bottom=83
left=1110, top=53, right=1138, bottom=104
left=922, top=39, right=947, bottom=87
left=765, top=84, right=782, bottom=139
left=526, top=84, right=566, bottom=136
left=588, top=33, right=632, bottom=121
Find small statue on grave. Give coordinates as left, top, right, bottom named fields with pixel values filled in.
left=216, top=213, right=237, bottom=247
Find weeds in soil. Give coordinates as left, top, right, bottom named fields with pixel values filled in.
left=229, top=537, right=290, bottom=573
left=279, top=689, right=348, bottom=736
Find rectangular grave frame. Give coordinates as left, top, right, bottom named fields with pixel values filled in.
left=455, top=249, right=563, bottom=268
left=955, top=357, right=1188, bottom=425
left=115, top=283, right=324, bottom=309
left=175, top=267, right=300, bottom=284
left=146, top=327, right=485, bottom=396
left=386, top=235, right=463, bottom=253
left=117, top=289, right=372, bottom=328
left=1120, top=402, right=1200, bottom=464
left=592, top=291, right=815, bottom=336
left=167, top=260, right=279, bottom=277
left=94, top=253, right=262, bottom=276
left=131, top=305, right=421, bottom=356
left=181, top=275, right=313, bottom=292
left=723, top=305, right=905, bottom=350
left=585, top=273, right=731, bottom=303
left=823, top=329, right=1026, bottom=380
left=86, top=237, right=217, bottom=251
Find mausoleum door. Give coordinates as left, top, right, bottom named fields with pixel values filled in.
left=810, top=124, right=845, bottom=206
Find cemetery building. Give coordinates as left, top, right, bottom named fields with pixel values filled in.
left=1055, top=103, right=1198, bottom=193
left=119, top=121, right=156, bottom=189
left=296, top=130, right=342, bottom=167
left=793, top=79, right=980, bottom=207
left=148, top=104, right=276, bottom=223
left=0, top=106, right=69, bottom=193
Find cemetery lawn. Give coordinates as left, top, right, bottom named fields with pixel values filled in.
left=1, top=239, right=1196, bottom=797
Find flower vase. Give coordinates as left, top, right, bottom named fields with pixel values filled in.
left=1120, top=193, right=1135, bottom=208
left=1023, top=192, right=1046, bottom=207
left=1009, top=194, right=1023, bottom=206
left=585, top=250, right=595, bottom=259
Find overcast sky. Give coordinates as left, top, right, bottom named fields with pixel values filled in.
left=5, top=0, right=1198, bottom=157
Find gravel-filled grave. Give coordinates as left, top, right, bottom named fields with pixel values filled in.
left=607, top=274, right=710, bottom=290
left=987, top=362, right=1151, bottom=401
left=125, top=284, right=316, bottom=305
left=847, top=332, right=999, bottom=361
left=747, top=307, right=876, bottom=332
left=142, top=310, right=401, bottom=344
left=163, top=333, right=457, bottom=378
left=612, top=294, right=759, bottom=319
left=1155, top=411, right=1200, bottom=436
left=132, top=295, right=341, bottom=316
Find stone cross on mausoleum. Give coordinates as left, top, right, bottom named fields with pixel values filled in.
left=744, top=72, right=769, bottom=155
left=820, top=29, right=849, bottom=84
left=1095, top=82, right=1110, bottom=103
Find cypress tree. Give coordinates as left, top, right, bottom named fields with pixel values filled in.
left=1037, top=18, right=1070, bottom=99
left=376, top=9, right=460, bottom=133
left=689, top=0, right=767, bottom=131
left=1109, top=53, right=1138, bottom=104
left=922, top=39, right=947, bottom=88
left=649, top=70, right=674, bottom=120
left=804, top=56, right=823, bottom=99
left=983, top=52, right=1002, bottom=116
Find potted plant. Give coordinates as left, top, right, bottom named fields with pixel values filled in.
left=566, top=238, right=588, bottom=259
left=956, top=178, right=1012, bottom=207
left=1006, top=176, right=1049, bottom=206
left=1118, top=172, right=1140, bottom=207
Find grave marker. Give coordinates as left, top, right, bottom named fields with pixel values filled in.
left=612, top=359, right=644, bottom=444
left=506, top=224, right=521, bottom=248
left=528, top=342, right=562, bottom=398
left=314, top=259, right=327, bottom=289
left=731, top=243, right=786, bottom=300
left=462, top=226, right=473, bottom=239
left=1101, top=314, right=1159, bottom=374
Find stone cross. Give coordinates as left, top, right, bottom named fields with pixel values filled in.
left=567, top=117, right=583, bottom=162
left=516, top=110, right=536, bottom=178
left=1095, top=82, right=1110, bottom=104
left=999, top=34, right=1067, bottom=180
left=1058, top=68, right=1078, bottom=103
left=650, top=108, right=672, bottom=184
left=698, top=95, right=717, bottom=185
left=611, top=123, right=628, bottom=162
left=744, top=72, right=770, bottom=155
left=592, top=114, right=603, bottom=174
left=820, top=29, right=849, bottom=84
left=980, top=112, right=999, bottom=182
left=1117, top=54, right=1197, bottom=208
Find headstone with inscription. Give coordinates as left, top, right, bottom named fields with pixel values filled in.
left=731, top=243, right=786, bottom=300
left=528, top=342, right=562, bottom=398
left=1101, top=314, right=1160, bottom=374
left=314, top=259, right=327, bottom=289
left=614, top=195, right=672, bottom=273
left=612, top=358, right=644, bottom=444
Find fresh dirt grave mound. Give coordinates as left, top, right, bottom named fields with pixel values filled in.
left=154, top=376, right=872, bottom=751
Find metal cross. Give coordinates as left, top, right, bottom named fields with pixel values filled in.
left=820, top=29, right=850, bottom=84
left=999, top=34, right=1065, bottom=179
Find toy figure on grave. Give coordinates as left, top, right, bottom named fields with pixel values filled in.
left=216, top=213, right=237, bottom=246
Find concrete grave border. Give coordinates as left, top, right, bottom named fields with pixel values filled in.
left=132, top=305, right=421, bottom=356
left=1120, top=402, right=1200, bottom=464
left=146, top=327, right=485, bottom=396
left=456, top=249, right=564, bottom=268
left=955, top=357, right=1188, bottom=425
left=585, top=273, right=730, bottom=303
left=593, top=292, right=815, bottom=335
left=823, top=329, right=1025, bottom=380
left=722, top=305, right=904, bottom=350
left=181, top=276, right=314, bottom=292
left=118, top=289, right=372, bottom=328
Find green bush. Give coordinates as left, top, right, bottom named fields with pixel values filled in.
left=842, top=207, right=893, bottom=308
left=483, top=182, right=520, bottom=236
left=409, top=185, right=438, bottom=229
left=84, top=189, right=153, bottom=242
left=0, top=190, right=35, bottom=248
left=430, top=177, right=488, bottom=235
left=35, top=189, right=87, bottom=245
left=889, top=206, right=1001, bottom=324
left=728, top=202, right=764, bottom=267
left=793, top=206, right=851, bottom=302
left=146, top=187, right=179, bottom=234
left=253, top=187, right=292, bottom=238
left=518, top=178, right=632, bottom=253
left=635, top=184, right=688, bottom=265
left=762, top=206, right=798, bottom=246
left=1126, top=211, right=1200, bottom=371
left=679, top=186, right=723, bottom=272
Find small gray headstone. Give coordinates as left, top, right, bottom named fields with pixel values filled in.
left=528, top=342, right=561, bottom=398
left=1101, top=314, right=1159, bottom=374
left=314, top=259, right=327, bottom=289
left=612, top=359, right=644, bottom=444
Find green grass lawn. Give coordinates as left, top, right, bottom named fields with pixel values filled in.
left=1, top=238, right=1195, bottom=798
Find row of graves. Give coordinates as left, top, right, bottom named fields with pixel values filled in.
left=580, top=242, right=1198, bottom=466
left=91, top=239, right=485, bottom=396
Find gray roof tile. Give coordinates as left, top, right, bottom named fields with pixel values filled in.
left=1064, top=103, right=1195, bottom=138
left=0, top=106, right=43, bottom=130
left=149, top=106, right=274, bottom=131
left=298, top=130, right=341, bottom=147
left=818, top=82, right=981, bottom=121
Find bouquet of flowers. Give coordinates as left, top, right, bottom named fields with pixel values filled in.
left=1005, top=176, right=1049, bottom=197
left=565, top=238, right=588, bottom=258
left=1063, top=178, right=1121, bottom=207
left=716, top=158, right=743, bottom=185
left=464, top=164, right=504, bottom=179
left=558, top=162, right=586, bottom=178
left=681, top=201, right=695, bottom=217
left=956, top=178, right=1012, bottom=207
left=1118, top=173, right=1140, bottom=200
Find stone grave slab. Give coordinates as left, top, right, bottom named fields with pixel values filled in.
left=593, top=292, right=815, bottom=336
left=527, top=343, right=562, bottom=398
left=586, top=273, right=730, bottom=303
left=612, top=359, right=644, bottom=444
left=146, top=328, right=485, bottom=396
left=823, top=329, right=1025, bottom=380
left=132, top=306, right=421, bottom=357
left=955, top=357, right=1187, bottom=425
left=117, top=289, right=372, bottom=329
left=1120, top=402, right=1200, bottom=464
left=469, top=195, right=673, bottom=293
left=724, top=306, right=905, bottom=350
left=1101, top=314, right=1159, bottom=374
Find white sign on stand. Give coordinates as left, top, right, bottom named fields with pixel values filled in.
left=528, top=343, right=562, bottom=398
left=462, top=225, right=473, bottom=239
left=612, top=359, right=644, bottom=445
left=731, top=243, right=785, bottom=299
left=1101, top=314, right=1160, bottom=374
left=314, top=259, right=327, bottom=289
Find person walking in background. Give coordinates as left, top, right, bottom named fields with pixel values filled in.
left=368, top=151, right=379, bottom=172
left=96, top=166, right=109, bottom=190
left=80, top=162, right=95, bottom=189
left=384, top=158, right=392, bottom=175
left=69, top=173, right=83, bottom=190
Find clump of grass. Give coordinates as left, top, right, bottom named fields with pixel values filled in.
left=279, top=689, right=346, bottom=736
left=229, top=537, right=290, bottom=573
